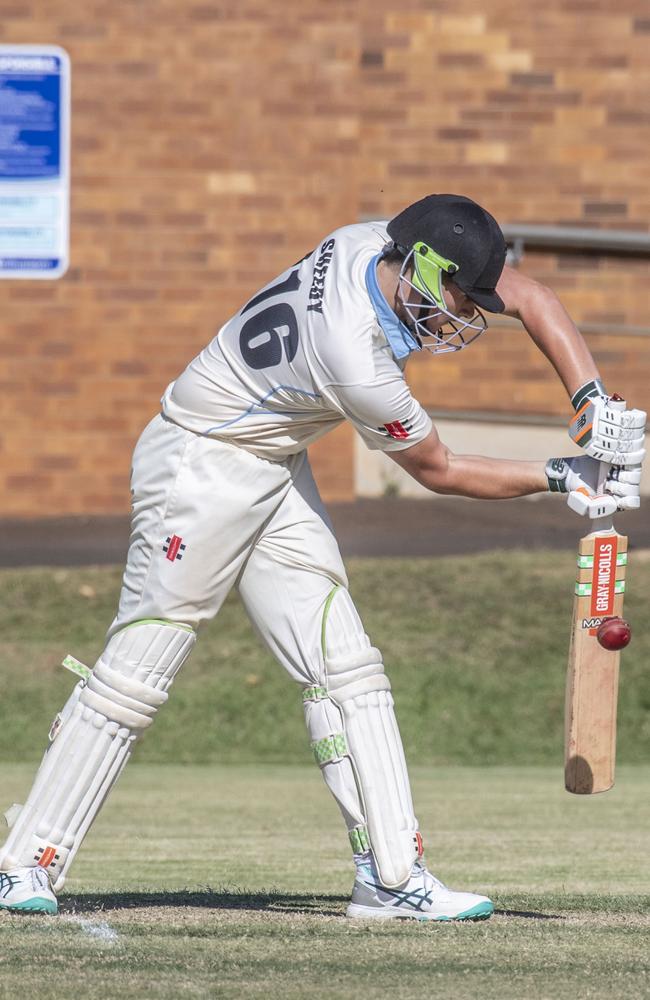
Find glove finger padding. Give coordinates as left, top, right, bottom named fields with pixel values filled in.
left=589, top=434, right=645, bottom=466
left=569, top=397, right=647, bottom=464
left=604, top=465, right=642, bottom=498
left=609, top=495, right=641, bottom=511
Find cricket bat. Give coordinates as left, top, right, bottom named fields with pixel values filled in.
left=565, top=398, right=629, bottom=795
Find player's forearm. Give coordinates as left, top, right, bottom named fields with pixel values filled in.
left=520, top=290, right=600, bottom=398
left=413, top=452, right=548, bottom=499
left=498, top=267, right=601, bottom=399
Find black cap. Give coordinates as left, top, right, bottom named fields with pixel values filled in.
left=386, top=193, right=507, bottom=313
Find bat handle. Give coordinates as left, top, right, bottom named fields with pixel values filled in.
left=597, top=460, right=610, bottom=496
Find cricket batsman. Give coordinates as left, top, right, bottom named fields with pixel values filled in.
left=1, top=194, right=645, bottom=919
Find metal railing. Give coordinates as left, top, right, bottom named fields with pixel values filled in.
left=500, top=224, right=650, bottom=337
left=359, top=214, right=650, bottom=335
left=490, top=314, right=650, bottom=338
left=502, top=224, right=650, bottom=265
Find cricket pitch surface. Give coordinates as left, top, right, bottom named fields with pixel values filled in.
left=1, top=763, right=648, bottom=999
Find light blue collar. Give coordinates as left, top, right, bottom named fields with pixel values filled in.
left=365, top=253, right=420, bottom=361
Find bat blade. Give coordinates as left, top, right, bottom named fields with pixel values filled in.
left=564, top=527, right=627, bottom=794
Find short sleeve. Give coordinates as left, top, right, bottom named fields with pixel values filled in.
left=322, top=375, right=432, bottom=452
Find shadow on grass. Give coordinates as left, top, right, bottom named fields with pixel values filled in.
left=495, top=908, right=564, bottom=921
left=61, top=888, right=349, bottom=917
left=60, top=891, right=563, bottom=922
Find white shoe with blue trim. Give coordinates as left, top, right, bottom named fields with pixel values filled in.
left=0, top=866, right=58, bottom=914
left=347, top=858, right=493, bottom=922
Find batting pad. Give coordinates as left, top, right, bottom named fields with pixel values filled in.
left=0, top=621, right=195, bottom=890
left=307, top=587, right=419, bottom=888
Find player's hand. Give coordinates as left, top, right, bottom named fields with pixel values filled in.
left=603, top=465, right=642, bottom=510
left=546, top=456, right=642, bottom=516
left=569, top=394, right=646, bottom=466
left=547, top=455, right=599, bottom=496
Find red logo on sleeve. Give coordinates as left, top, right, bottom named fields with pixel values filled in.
left=380, top=420, right=411, bottom=440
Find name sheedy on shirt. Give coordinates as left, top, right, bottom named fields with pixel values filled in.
left=0, top=56, right=59, bottom=73
left=307, top=238, right=335, bottom=314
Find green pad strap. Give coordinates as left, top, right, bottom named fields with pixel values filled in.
left=302, top=685, right=328, bottom=702
left=311, top=732, right=348, bottom=765
left=349, top=826, right=370, bottom=854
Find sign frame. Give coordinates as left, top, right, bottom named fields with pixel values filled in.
left=0, top=44, right=71, bottom=279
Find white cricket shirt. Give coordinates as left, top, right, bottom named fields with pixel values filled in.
left=162, top=222, right=432, bottom=459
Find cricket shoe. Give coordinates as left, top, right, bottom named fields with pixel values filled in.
left=0, top=866, right=58, bottom=914
left=347, top=858, right=493, bottom=922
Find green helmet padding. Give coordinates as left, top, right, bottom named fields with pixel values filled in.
left=410, top=241, right=459, bottom=309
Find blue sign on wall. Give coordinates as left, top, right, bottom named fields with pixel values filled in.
left=0, top=47, right=70, bottom=278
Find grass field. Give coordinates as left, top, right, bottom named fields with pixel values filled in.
left=1, top=553, right=650, bottom=765
left=1, top=554, right=648, bottom=997
left=0, top=763, right=648, bottom=999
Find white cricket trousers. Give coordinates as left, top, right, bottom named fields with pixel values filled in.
left=110, top=414, right=350, bottom=685
left=0, top=413, right=421, bottom=890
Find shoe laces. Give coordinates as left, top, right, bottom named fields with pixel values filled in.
left=30, top=867, right=51, bottom=890
left=412, top=861, right=447, bottom=891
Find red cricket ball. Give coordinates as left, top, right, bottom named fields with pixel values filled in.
left=596, top=617, right=631, bottom=651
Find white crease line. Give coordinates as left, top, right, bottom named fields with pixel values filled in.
left=64, top=915, right=119, bottom=944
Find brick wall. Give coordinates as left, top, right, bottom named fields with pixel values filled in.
left=0, top=0, right=648, bottom=515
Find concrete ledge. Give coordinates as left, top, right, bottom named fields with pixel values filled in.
left=0, top=515, right=131, bottom=568
left=0, top=497, right=649, bottom=566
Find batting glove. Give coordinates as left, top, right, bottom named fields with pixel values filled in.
left=546, top=455, right=641, bottom=517
left=568, top=381, right=646, bottom=466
